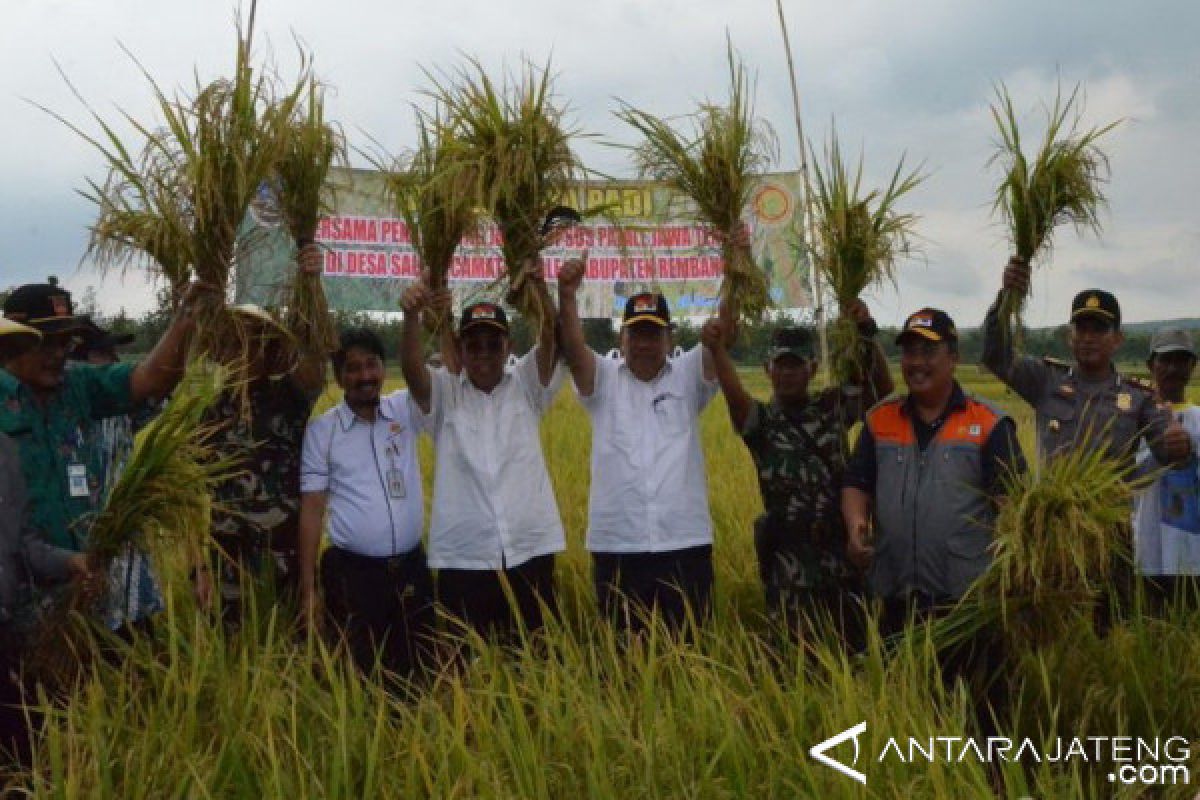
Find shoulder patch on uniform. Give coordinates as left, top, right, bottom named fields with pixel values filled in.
left=1042, top=356, right=1071, bottom=370
left=1121, top=375, right=1155, bottom=393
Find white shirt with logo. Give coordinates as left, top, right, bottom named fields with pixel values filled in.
left=576, top=344, right=718, bottom=554
left=1133, top=404, right=1200, bottom=575
left=300, top=390, right=425, bottom=558
left=423, top=348, right=566, bottom=570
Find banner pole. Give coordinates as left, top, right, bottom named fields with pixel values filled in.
left=774, top=0, right=830, bottom=382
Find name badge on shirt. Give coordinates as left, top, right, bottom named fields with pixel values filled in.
left=67, top=464, right=89, bottom=498
left=387, top=469, right=407, bottom=499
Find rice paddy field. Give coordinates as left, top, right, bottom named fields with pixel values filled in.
left=19, top=363, right=1200, bottom=799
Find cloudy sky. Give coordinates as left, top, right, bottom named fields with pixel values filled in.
left=3, top=0, right=1197, bottom=327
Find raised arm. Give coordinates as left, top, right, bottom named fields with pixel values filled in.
left=529, top=258, right=557, bottom=386
left=129, top=281, right=220, bottom=403
left=700, top=317, right=752, bottom=431
left=399, top=283, right=435, bottom=414
left=556, top=251, right=597, bottom=396
left=288, top=243, right=333, bottom=395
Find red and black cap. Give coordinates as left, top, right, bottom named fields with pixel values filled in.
left=896, top=308, right=957, bottom=345
left=622, top=292, right=671, bottom=328
left=3, top=283, right=87, bottom=335
left=1070, top=289, right=1121, bottom=329
left=459, top=302, right=510, bottom=335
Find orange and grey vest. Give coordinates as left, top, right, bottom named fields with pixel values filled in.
left=865, top=394, right=1008, bottom=600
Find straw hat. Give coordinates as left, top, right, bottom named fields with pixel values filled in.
left=0, top=317, right=43, bottom=356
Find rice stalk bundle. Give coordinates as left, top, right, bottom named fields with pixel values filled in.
left=430, top=58, right=580, bottom=326
left=276, top=75, right=345, bottom=358
left=46, top=4, right=303, bottom=350
left=807, top=132, right=922, bottom=382
left=990, top=83, right=1119, bottom=343
left=30, top=362, right=239, bottom=687
left=934, top=443, right=1141, bottom=654
left=618, top=43, right=777, bottom=322
left=384, top=107, right=480, bottom=333
left=84, top=144, right=194, bottom=302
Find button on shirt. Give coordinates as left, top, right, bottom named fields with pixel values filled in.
left=422, top=348, right=565, bottom=570
left=300, top=391, right=424, bottom=558
left=577, top=344, right=718, bottom=553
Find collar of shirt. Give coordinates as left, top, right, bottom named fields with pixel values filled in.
left=454, top=368, right=514, bottom=394
left=334, top=397, right=400, bottom=431
left=616, top=358, right=673, bottom=385
left=1066, top=363, right=1121, bottom=388
left=899, top=381, right=967, bottom=421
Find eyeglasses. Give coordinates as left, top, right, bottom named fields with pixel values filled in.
left=38, top=334, right=83, bottom=352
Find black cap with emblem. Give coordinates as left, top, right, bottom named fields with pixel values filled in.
left=1070, top=289, right=1121, bottom=329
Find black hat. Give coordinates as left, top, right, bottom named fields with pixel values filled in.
left=3, top=283, right=86, bottom=334
left=459, top=302, right=509, bottom=334
left=768, top=327, right=816, bottom=361
left=622, top=292, right=671, bottom=328
left=896, top=308, right=958, bottom=345
left=69, top=317, right=136, bottom=361
left=1070, top=289, right=1121, bottom=328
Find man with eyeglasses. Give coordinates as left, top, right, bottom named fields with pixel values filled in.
left=0, top=281, right=214, bottom=609
left=841, top=309, right=1024, bottom=634
left=982, top=258, right=1190, bottom=468
left=400, top=272, right=565, bottom=645
left=557, top=253, right=720, bottom=636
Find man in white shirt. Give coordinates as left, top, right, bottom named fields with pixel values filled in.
left=557, top=254, right=719, bottom=635
left=400, top=277, right=564, bottom=643
left=1134, top=327, right=1200, bottom=608
left=297, top=328, right=434, bottom=678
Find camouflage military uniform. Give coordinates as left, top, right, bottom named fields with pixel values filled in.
left=205, top=374, right=318, bottom=615
left=741, top=389, right=864, bottom=636
left=982, top=300, right=1172, bottom=466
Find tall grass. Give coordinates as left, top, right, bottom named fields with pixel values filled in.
left=17, top=372, right=1200, bottom=798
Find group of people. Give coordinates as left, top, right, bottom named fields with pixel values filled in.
left=0, top=247, right=1197, bottom=754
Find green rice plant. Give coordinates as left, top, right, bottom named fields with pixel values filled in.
left=429, top=58, right=581, bottom=326
left=83, top=145, right=194, bottom=301
left=807, top=130, right=922, bottom=383
left=383, top=105, right=480, bottom=333
left=276, top=74, right=345, bottom=359
left=935, top=441, right=1141, bottom=655
left=990, top=83, right=1119, bottom=342
left=26, top=362, right=238, bottom=689
left=43, top=3, right=303, bottom=348
left=617, top=42, right=777, bottom=322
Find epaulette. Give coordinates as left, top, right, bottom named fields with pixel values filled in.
left=1041, top=356, right=1071, bottom=370
left=1121, top=374, right=1155, bottom=393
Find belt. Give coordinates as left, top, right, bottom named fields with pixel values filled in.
left=332, top=545, right=425, bottom=574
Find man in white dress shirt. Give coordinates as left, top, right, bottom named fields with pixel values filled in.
left=557, top=254, right=719, bottom=634
left=401, top=276, right=564, bottom=643
left=297, top=328, right=434, bottom=678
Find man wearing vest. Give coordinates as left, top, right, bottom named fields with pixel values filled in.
left=841, top=308, right=1025, bottom=634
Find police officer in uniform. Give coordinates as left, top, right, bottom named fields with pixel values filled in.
left=982, top=258, right=1192, bottom=467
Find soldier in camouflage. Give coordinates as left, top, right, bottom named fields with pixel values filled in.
left=196, top=246, right=328, bottom=623
left=701, top=301, right=892, bottom=646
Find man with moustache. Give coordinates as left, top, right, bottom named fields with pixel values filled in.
left=557, top=253, right=719, bottom=635
left=1, top=280, right=213, bottom=610
left=982, top=258, right=1189, bottom=468
left=400, top=275, right=565, bottom=644
left=841, top=309, right=1025, bottom=634
left=297, top=328, right=433, bottom=678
